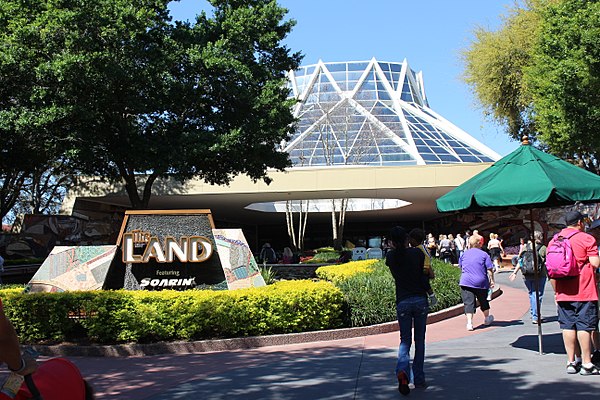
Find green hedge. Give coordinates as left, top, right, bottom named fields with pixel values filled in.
left=315, top=259, right=378, bottom=283
left=0, top=258, right=462, bottom=344
left=317, top=259, right=462, bottom=327
left=429, top=260, right=463, bottom=312
left=0, top=280, right=345, bottom=344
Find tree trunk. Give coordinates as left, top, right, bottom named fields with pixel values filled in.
left=285, top=200, right=309, bottom=252
left=0, top=172, right=27, bottom=222
left=299, top=200, right=309, bottom=252
left=331, top=199, right=338, bottom=248
left=331, top=198, right=348, bottom=250
left=117, top=162, right=159, bottom=209
left=297, top=200, right=305, bottom=251
left=337, top=198, right=348, bottom=250
left=286, top=200, right=297, bottom=251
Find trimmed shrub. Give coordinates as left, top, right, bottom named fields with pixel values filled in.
left=0, top=258, right=461, bottom=344
left=335, top=262, right=396, bottom=326
left=314, top=247, right=335, bottom=253
left=0, top=280, right=345, bottom=344
left=429, top=259, right=462, bottom=311
left=318, top=259, right=461, bottom=327
left=315, top=259, right=378, bottom=283
left=302, top=251, right=339, bottom=263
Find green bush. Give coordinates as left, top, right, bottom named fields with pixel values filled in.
left=314, top=247, right=335, bottom=253
left=336, top=262, right=396, bottom=326
left=429, top=259, right=462, bottom=311
left=0, top=258, right=461, bottom=344
left=303, top=251, right=339, bottom=263
left=259, top=265, right=277, bottom=284
left=320, top=259, right=461, bottom=327
left=316, top=259, right=378, bottom=283
left=0, top=284, right=26, bottom=290
left=0, top=280, right=345, bottom=344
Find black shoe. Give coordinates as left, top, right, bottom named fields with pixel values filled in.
left=566, top=362, right=581, bottom=374
left=579, top=364, right=600, bottom=375
left=414, top=381, right=428, bottom=389
left=397, top=371, right=410, bottom=395
left=592, top=351, right=600, bottom=367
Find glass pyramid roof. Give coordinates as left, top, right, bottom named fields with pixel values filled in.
left=283, top=59, right=500, bottom=166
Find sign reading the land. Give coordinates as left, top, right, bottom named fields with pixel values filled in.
left=103, top=210, right=226, bottom=290
left=29, top=209, right=266, bottom=292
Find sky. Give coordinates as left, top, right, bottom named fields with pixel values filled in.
left=169, top=0, right=522, bottom=157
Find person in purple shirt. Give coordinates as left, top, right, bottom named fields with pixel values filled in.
left=459, top=234, right=496, bottom=331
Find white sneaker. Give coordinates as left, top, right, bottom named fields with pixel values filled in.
left=484, top=315, right=494, bottom=325
left=466, top=323, right=474, bottom=331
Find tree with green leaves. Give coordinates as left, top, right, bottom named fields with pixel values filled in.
left=525, top=0, right=600, bottom=173
left=0, top=0, right=74, bottom=222
left=0, top=0, right=301, bottom=211
left=463, top=0, right=600, bottom=174
left=462, top=1, right=541, bottom=142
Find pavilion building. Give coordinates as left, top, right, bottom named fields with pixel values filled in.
left=61, top=58, right=501, bottom=251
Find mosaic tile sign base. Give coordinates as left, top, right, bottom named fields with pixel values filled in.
left=28, top=245, right=117, bottom=292
left=213, top=228, right=265, bottom=289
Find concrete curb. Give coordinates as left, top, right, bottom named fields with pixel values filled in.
left=31, top=289, right=502, bottom=358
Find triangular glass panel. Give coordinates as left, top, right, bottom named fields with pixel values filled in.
left=375, top=80, right=392, bottom=101
left=311, top=69, right=342, bottom=112
left=377, top=62, right=393, bottom=86
left=400, top=78, right=414, bottom=103
left=353, top=67, right=378, bottom=108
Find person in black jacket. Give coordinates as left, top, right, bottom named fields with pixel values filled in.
left=385, top=226, right=430, bottom=395
left=259, top=243, right=277, bottom=264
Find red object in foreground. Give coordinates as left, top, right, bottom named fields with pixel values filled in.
left=0, top=358, right=88, bottom=400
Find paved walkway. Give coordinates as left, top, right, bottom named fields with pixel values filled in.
left=16, top=273, right=600, bottom=399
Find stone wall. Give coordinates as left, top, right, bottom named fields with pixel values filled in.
left=268, top=264, right=327, bottom=280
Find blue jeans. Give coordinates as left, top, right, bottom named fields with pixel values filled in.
left=524, top=277, right=546, bottom=321
left=395, top=296, right=429, bottom=385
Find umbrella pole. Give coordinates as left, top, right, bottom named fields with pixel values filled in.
left=529, top=209, right=544, bottom=355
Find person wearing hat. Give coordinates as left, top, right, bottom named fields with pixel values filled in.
left=549, top=210, right=599, bottom=375
left=585, top=218, right=600, bottom=367
left=259, top=243, right=277, bottom=264
left=508, top=231, right=547, bottom=324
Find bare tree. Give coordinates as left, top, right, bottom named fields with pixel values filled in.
left=285, top=199, right=310, bottom=252
left=4, top=160, right=76, bottom=226
left=320, top=103, right=381, bottom=250
left=0, top=171, right=27, bottom=224
left=289, top=93, right=387, bottom=250
left=331, top=198, right=348, bottom=250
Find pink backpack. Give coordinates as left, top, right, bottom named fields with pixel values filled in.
left=546, top=231, right=580, bottom=279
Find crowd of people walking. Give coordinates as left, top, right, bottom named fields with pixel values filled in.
left=423, top=230, right=505, bottom=270
left=386, top=210, right=600, bottom=395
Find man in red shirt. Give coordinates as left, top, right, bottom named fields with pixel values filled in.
left=550, top=211, right=599, bottom=375
left=585, top=219, right=600, bottom=366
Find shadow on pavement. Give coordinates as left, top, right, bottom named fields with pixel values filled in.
left=511, top=332, right=566, bottom=355
left=74, top=341, right=596, bottom=400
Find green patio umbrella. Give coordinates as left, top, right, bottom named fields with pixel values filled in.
left=437, top=139, right=600, bottom=212
left=436, top=137, right=600, bottom=355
